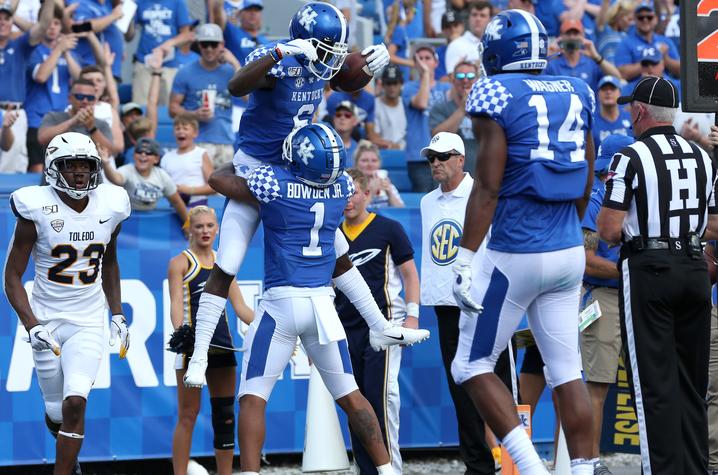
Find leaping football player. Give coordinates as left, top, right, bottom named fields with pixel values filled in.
left=450, top=10, right=597, bottom=475
left=4, top=132, right=131, bottom=475
left=185, top=2, right=428, bottom=388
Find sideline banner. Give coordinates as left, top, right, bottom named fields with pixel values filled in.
left=0, top=205, right=557, bottom=466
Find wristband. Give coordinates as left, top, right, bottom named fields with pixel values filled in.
left=151, top=72, right=162, bottom=77
left=596, top=56, right=604, bottom=65
left=270, top=48, right=281, bottom=62
left=406, top=302, right=419, bottom=318
left=88, top=126, right=97, bottom=135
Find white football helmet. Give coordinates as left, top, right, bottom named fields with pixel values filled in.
left=44, top=132, right=102, bottom=200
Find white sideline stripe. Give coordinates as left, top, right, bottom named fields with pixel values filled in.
left=315, top=122, right=341, bottom=184
left=621, top=259, right=652, bottom=475
left=514, top=9, right=539, bottom=61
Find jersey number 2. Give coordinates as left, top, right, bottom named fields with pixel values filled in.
left=48, top=244, right=105, bottom=285
left=528, top=94, right=585, bottom=162
left=303, top=202, right=324, bottom=257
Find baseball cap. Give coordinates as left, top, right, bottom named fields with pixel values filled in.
left=635, top=1, right=654, bottom=13
left=420, top=132, right=465, bottom=157
left=195, top=23, right=223, bottom=43
left=121, top=102, right=143, bottom=117
left=598, top=75, right=621, bottom=90
left=560, top=19, right=584, bottom=35
left=135, top=137, right=161, bottom=156
left=441, top=10, right=461, bottom=29
left=414, top=43, right=436, bottom=56
left=595, top=134, right=634, bottom=174
left=381, top=64, right=404, bottom=83
left=640, top=47, right=662, bottom=65
left=617, top=76, right=679, bottom=108
left=0, top=2, right=12, bottom=15
left=335, top=100, right=357, bottom=117
left=241, top=0, right=263, bottom=10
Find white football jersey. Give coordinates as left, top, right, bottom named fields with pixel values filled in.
left=10, top=184, right=131, bottom=327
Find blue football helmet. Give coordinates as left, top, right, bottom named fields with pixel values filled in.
left=289, top=2, right=349, bottom=80
left=282, top=123, right=346, bottom=187
left=480, top=9, right=548, bottom=76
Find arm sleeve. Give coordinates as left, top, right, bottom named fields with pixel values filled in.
left=602, top=152, right=636, bottom=211
left=247, top=165, right=281, bottom=203
left=9, top=193, right=32, bottom=220
left=388, top=220, right=414, bottom=266
left=613, top=39, right=633, bottom=67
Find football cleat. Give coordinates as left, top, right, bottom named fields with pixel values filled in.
left=369, top=323, right=430, bottom=351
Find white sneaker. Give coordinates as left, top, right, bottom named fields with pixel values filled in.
left=369, top=324, right=430, bottom=351
left=183, top=355, right=208, bottom=388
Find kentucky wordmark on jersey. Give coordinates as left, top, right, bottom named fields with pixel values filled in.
left=9, top=184, right=131, bottom=326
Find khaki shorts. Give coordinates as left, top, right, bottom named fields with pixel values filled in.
left=580, top=286, right=622, bottom=383
left=197, top=142, right=234, bottom=168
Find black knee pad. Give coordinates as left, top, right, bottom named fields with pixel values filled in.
left=210, top=397, right=236, bottom=450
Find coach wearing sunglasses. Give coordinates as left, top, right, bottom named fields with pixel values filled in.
left=38, top=78, right=113, bottom=152
left=430, top=62, right=480, bottom=174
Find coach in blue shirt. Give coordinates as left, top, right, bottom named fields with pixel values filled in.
left=614, top=2, right=680, bottom=91
left=544, top=19, right=621, bottom=92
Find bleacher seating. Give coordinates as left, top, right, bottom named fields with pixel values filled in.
left=156, top=106, right=175, bottom=149
left=380, top=149, right=412, bottom=193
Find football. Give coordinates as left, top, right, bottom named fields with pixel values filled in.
left=330, top=52, right=372, bottom=92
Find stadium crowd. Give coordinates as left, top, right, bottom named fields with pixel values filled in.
left=4, top=1, right=718, bottom=475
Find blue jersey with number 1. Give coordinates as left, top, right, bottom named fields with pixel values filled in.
left=247, top=165, right=354, bottom=289
left=237, top=43, right=325, bottom=163
left=466, top=73, right=595, bottom=253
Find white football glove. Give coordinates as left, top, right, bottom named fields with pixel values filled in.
left=452, top=247, right=483, bottom=315
left=29, top=325, right=61, bottom=355
left=183, top=355, right=208, bottom=388
left=361, top=43, right=390, bottom=76
left=110, top=314, right=130, bottom=359
left=275, top=39, right=318, bottom=62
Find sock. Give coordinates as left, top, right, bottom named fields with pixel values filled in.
left=570, top=458, right=598, bottom=475
left=332, top=266, right=386, bottom=330
left=193, top=293, right=227, bottom=355
left=376, top=463, right=394, bottom=474
left=500, top=425, right=548, bottom=475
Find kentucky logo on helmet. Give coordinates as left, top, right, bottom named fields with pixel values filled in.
left=297, top=136, right=315, bottom=165
left=484, top=18, right=503, bottom=41
left=298, top=6, right=318, bottom=30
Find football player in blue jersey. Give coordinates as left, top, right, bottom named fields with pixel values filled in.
left=205, top=123, right=403, bottom=475
left=185, top=2, right=426, bottom=387
left=450, top=10, right=597, bottom=475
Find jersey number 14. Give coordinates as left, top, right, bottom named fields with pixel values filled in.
left=528, top=94, right=585, bottom=162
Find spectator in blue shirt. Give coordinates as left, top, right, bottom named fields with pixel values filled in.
left=402, top=44, right=450, bottom=192
left=386, top=1, right=414, bottom=82
left=170, top=23, right=240, bottom=169
left=26, top=7, right=84, bottom=173
left=619, top=47, right=681, bottom=99
left=592, top=75, right=632, bottom=154
left=544, top=19, right=621, bottom=92
left=333, top=100, right=359, bottom=166
left=65, top=0, right=124, bottom=80
left=325, top=89, right=376, bottom=143
left=0, top=0, right=53, bottom=173
left=614, top=2, right=680, bottom=91
left=594, top=0, right=634, bottom=65
left=127, top=0, right=195, bottom=106
left=434, top=10, right=464, bottom=82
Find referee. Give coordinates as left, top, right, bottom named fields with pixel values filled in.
left=597, top=76, right=718, bottom=475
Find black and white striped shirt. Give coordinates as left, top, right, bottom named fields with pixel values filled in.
left=603, top=126, right=718, bottom=240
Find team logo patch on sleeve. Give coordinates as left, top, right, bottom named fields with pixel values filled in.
left=466, top=78, right=513, bottom=118
left=247, top=165, right=282, bottom=204
left=430, top=219, right=463, bottom=265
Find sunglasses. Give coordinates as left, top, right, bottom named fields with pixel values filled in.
left=199, top=41, right=220, bottom=49
left=455, top=72, right=476, bottom=80
left=335, top=111, right=353, bottom=119
left=136, top=149, right=157, bottom=156
left=73, top=93, right=96, bottom=102
left=426, top=152, right=458, bottom=163
left=637, top=15, right=654, bottom=21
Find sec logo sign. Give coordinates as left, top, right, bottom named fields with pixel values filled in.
left=430, top=220, right=462, bottom=265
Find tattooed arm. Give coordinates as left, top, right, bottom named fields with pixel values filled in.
left=583, top=229, right=620, bottom=280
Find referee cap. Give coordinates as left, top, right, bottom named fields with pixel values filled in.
left=617, top=76, right=679, bottom=108
left=595, top=134, right=634, bottom=174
